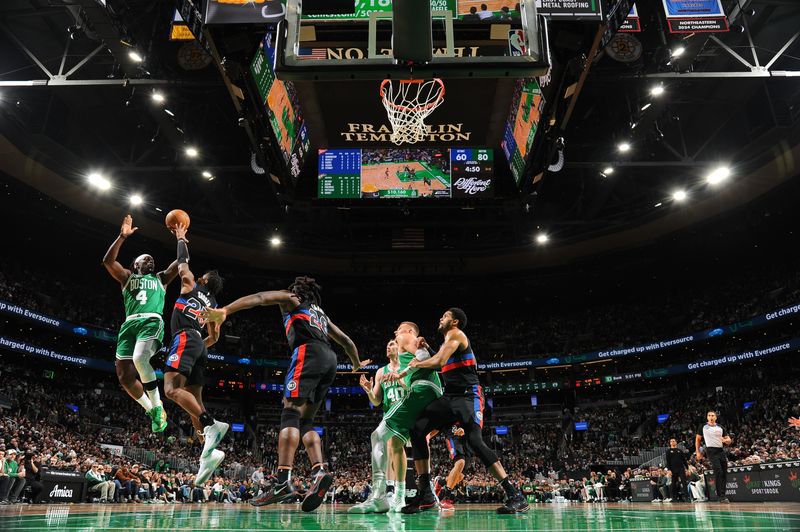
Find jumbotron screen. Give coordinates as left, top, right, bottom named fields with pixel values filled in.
left=318, top=148, right=493, bottom=199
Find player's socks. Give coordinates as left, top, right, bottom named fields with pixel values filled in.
left=277, top=466, right=292, bottom=484
left=135, top=393, right=153, bottom=412
left=390, top=481, right=406, bottom=511
left=144, top=384, right=162, bottom=407
left=500, top=477, right=518, bottom=498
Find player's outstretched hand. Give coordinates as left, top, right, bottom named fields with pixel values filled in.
left=121, top=215, right=138, bottom=238
left=416, top=337, right=428, bottom=350
left=173, top=222, right=188, bottom=241
left=201, top=307, right=228, bottom=324
left=359, top=374, right=373, bottom=392
left=453, top=427, right=465, bottom=437
left=789, top=417, right=800, bottom=428
left=352, top=359, right=372, bottom=372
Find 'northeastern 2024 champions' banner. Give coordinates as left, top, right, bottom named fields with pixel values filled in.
left=662, top=0, right=729, bottom=33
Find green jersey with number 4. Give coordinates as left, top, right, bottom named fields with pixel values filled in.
left=122, top=273, right=166, bottom=316
left=380, top=361, right=407, bottom=414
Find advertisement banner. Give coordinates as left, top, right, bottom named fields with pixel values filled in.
left=41, top=469, right=86, bottom=504
left=0, top=299, right=117, bottom=342
left=534, top=0, right=602, bottom=19
left=99, top=444, right=124, bottom=457
left=631, top=479, right=653, bottom=502
left=662, top=0, right=729, bottom=33
left=705, top=463, right=800, bottom=502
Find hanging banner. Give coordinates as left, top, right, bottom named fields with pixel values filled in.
left=533, top=0, right=602, bottom=20
left=619, top=3, right=641, bottom=33
left=662, top=0, right=729, bottom=33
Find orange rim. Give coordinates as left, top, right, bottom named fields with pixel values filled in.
left=380, top=79, right=445, bottom=113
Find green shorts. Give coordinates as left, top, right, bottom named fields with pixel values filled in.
left=115, top=316, right=164, bottom=360
left=383, top=380, right=442, bottom=444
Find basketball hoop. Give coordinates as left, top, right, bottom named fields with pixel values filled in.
left=380, top=78, right=445, bottom=145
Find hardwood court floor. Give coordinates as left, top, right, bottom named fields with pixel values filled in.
left=0, top=501, right=798, bottom=531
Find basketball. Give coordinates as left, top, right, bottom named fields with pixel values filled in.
left=165, top=209, right=190, bottom=230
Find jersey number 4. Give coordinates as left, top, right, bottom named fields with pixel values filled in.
left=136, top=290, right=148, bottom=305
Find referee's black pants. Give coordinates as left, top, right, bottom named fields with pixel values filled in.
left=707, top=447, right=728, bottom=500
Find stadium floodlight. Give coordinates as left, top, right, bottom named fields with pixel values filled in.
left=185, top=146, right=199, bottom=158
left=535, top=233, right=549, bottom=244
left=671, top=47, right=686, bottom=58
left=129, top=51, right=144, bottom=63
left=650, top=85, right=665, bottom=97
left=129, top=194, right=143, bottom=206
left=672, top=189, right=688, bottom=202
left=202, top=170, right=213, bottom=179
left=617, top=142, right=631, bottom=153
left=641, top=103, right=652, bottom=111
left=706, top=166, right=731, bottom=185
left=87, top=172, right=111, bottom=191
left=151, top=91, right=165, bottom=103
left=270, top=236, right=282, bottom=247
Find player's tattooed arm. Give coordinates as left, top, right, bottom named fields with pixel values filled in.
left=409, top=330, right=464, bottom=370
left=102, top=214, right=135, bottom=285
left=202, top=290, right=297, bottom=324
left=328, top=320, right=371, bottom=371
left=204, top=320, right=221, bottom=348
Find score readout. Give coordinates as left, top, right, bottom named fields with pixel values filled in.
left=450, top=148, right=493, bottom=197
left=318, top=149, right=361, bottom=199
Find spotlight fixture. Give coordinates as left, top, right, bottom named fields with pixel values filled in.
left=185, top=146, right=199, bottom=158
left=130, top=194, right=143, bottom=206
left=270, top=236, right=282, bottom=247
left=202, top=170, right=213, bottom=179
left=87, top=172, right=111, bottom=191
left=706, top=166, right=731, bottom=185
left=650, top=85, right=665, bottom=97
left=164, top=109, right=175, bottom=117
left=602, top=167, right=614, bottom=175
left=617, top=142, right=631, bottom=153
left=672, top=189, right=688, bottom=202
left=654, top=202, right=663, bottom=208
left=641, top=103, right=652, bottom=111
left=671, top=46, right=686, bottom=58
left=128, top=51, right=144, bottom=63
left=151, top=91, right=165, bottom=103
left=535, top=233, right=549, bottom=244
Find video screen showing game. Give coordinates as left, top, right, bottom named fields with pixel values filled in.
left=501, top=78, right=544, bottom=185
left=318, top=148, right=492, bottom=199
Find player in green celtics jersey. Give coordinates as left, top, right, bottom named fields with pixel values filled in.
left=102, top=215, right=178, bottom=433
left=358, top=339, right=407, bottom=504
left=350, top=322, right=442, bottom=514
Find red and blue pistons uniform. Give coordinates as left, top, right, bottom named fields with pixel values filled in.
left=282, top=302, right=337, bottom=402
left=164, top=284, right=217, bottom=385
left=441, top=341, right=485, bottom=428
left=445, top=424, right=473, bottom=462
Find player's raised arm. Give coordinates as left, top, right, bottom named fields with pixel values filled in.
left=158, top=259, right=180, bottom=287
left=202, top=290, right=297, bottom=324
left=204, top=320, right=221, bottom=349
left=359, top=368, right=383, bottom=407
left=409, top=329, right=465, bottom=370
left=327, top=320, right=370, bottom=370
left=102, top=215, right=136, bottom=285
left=173, top=223, right=194, bottom=294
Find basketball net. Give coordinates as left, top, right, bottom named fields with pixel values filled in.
left=380, top=79, right=445, bottom=145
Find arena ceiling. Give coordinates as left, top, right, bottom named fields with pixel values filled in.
left=0, top=0, right=799, bottom=275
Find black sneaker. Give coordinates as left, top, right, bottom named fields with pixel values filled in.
left=250, top=481, right=296, bottom=507
left=301, top=471, right=333, bottom=512
left=718, top=497, right=730, bottom=504
left=497, top=494, right=530, bottom=514
left=401, top=489, right=437, bottom=514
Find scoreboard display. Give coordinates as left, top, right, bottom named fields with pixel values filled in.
left=318, top=147, right=494, bottom=199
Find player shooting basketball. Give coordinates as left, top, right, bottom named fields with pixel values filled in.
left=102, top=215, right=178, bottom=434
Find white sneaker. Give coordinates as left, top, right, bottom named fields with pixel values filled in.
left=388, top=493, right=405, bottom=513
left=664, top=498, right=672, bottom=503
left=348, top=495, right=390, bottom=514
left=201, top=421, right=229, bottom=459
left=195, top=449, right=225, bottom=486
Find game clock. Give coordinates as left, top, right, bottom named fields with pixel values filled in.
left=451, top=148, right=493, bottom=197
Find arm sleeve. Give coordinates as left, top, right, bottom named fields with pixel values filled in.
left=176, top=239, right=189, bottom=264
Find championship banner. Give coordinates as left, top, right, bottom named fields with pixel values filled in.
left=534, top=0, right=602, bottom=20
left=170, top=9, right=195, bottom=41
left=662, top=0, right=729, bottom=33
left=619, top=3, right=641, bottom=32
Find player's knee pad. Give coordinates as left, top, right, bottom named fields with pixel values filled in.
left=299, top=418, right=315, bottom=437
left=280, top=408, right=301, bottom=431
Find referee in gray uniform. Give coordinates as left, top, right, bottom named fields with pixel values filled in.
left=695, top=411, right=732, bottom=503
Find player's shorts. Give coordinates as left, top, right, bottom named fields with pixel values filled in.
left=447, top=384, right=486, bottom=428
left=164, top=329, right=206, bottom=386
left=115, top=316, right=164, bottom=360
left=446, top=436, right=472, bottom=462
left=384, top=380, right=443, bottom=444
left=283, top=343, right=337, bottom=403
